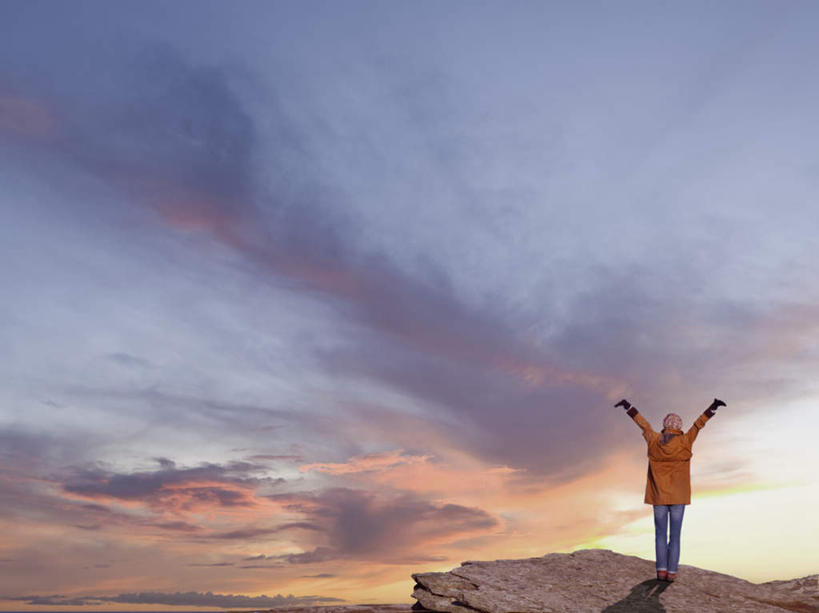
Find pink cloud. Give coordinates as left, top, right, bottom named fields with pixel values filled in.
left=299, top=449, right=432, bottom=475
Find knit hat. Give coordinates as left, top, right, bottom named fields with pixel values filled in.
left=663, top=413, right=682, bottom=431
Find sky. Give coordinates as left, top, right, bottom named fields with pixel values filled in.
left=1, top=0, right=818, bottom=609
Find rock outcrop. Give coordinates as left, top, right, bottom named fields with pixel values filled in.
left=410, top=548, right=818, bottom=613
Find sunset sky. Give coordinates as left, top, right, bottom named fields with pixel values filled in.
left=1, top=0, right=818, bottom=609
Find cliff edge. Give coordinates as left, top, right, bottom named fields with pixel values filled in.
left=411, top=548, right=818, bottom=613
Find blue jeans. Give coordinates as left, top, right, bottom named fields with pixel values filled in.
left=653, top=504, right=685, bottom=572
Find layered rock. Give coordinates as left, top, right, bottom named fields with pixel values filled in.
left=410, top=548, right=818, bottom=613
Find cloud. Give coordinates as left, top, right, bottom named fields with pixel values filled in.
left=1, top=29, right=684, bottom=536
left=0, top=33, right=638, bottom=487
left=0, top=428, right=135, bottom=528
left=62, top=46, right=260, bottom=231
left=0, top=428, right=496, bottom=570
left=299, top=449, right=432, bottom=475
left=0, top=95, right=54, bottom=139
left=315, top=333, right=618, bottom=485
left=61, top=457, right=279, bottom=511
left=187, top=562, right=234, bottom=567
left=0, top=426, right=90, bottom=472
left=211, top=522, right=323, bottom=540
left=55, top=387, right=343, bottom=457
left=153, top=520, right=202, bottom=532
left=266, top=547, right=338, bottom=566
left=247, top=454, right=305, bottom=462
left=0, top=438, right=299, bottom=545
left=8, top=590, right=344, bottom=608
left=13, top=596, right=92, bottom=606
left=106, top=352, right=153, bottom=369
left=264, top=487, right=498, bottom=562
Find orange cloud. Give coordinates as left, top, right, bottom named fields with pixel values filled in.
left=299, top=449, right=432, bottom=475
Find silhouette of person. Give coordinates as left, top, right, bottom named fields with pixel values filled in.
left=615, top=397, right=726, bottom=582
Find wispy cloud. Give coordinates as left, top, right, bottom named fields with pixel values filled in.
left=0, top=33, right=641, bottom=485
left=300, top=449, right=432, bottom=475
left=211, top=522, right=323, bottom=541
left=8, top=590, right=344, bottom=608
left=61, top=458, right=277, bottom=511
left=265, top=487, right=498, bottom=562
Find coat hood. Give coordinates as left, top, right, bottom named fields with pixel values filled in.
left=659, top=427, right=684, bottom=446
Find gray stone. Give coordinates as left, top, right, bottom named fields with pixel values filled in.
left=410, top=548, right=819, bottom=613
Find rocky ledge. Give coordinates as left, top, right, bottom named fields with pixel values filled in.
left=411, top=548, right=818, bottom=613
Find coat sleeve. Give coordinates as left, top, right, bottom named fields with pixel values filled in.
left=684, top=410, right=714, bottom=445
left=626, top=407, right=657, bottom=443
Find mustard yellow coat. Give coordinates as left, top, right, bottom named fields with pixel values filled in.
left=627, top=407, right=715, bottom=505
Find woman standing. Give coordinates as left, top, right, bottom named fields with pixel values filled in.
left=615, top=397, right=726, bottom=582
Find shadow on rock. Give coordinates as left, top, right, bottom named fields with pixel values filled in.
left=602, top=579, right=671, bottom=613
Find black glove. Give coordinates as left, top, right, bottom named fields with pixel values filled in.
left=614, top=399, right=631, bottom=410
left=705, top=398, right=725, bottom=417
left=709, top=398, right=726, bottom=411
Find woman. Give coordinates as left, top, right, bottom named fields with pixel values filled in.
left=615, top=397, right=726, bottom=582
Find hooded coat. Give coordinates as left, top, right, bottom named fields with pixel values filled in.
left=626, top=406, right=716, bottom=505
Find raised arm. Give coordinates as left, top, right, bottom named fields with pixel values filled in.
left=616, top=399, right=657, bottom=443
left=684, top=398, right=725, bottom=445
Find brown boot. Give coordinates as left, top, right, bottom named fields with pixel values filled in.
left=666, top=572, right=676, bottom=582
left=657, top=570, right=667, bottom=581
